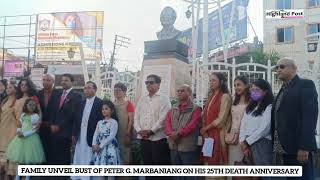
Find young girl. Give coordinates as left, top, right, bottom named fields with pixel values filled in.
left=91, top=100, right=120, bottom=166
left=6, top=98, right=45, bottom=180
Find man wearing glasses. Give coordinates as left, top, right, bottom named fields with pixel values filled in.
left=272, top=57, right=318, bottom=179
left=134, top=74, right=172, bottom=170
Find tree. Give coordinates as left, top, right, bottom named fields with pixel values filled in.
left=248, top=49, right=280, bottom=66
left=102, top=93, right=111, bottom=101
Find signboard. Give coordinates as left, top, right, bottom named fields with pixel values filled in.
left=4, top=60, right=24, bottom=77
left=209, top=44, right=250, bottom=61
left=30, top=68, right=45, bottom=89
left=47, top=65, right=85, bottom=88
left=36, top=11, right=104, bottom=62
left=141, top=65, right=171, bottom=97
left=178, top=0, right=248, bottom=56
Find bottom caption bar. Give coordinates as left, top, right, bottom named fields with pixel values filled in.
left=18, top=165, right=302, bottom=177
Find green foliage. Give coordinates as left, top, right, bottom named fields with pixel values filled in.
left=236, top=49, right=281, bottom=66
left=102, top=93, right=111, bottom=101
left=249, top=49, right=280, bottom=66
left=170, top=98, right=179, bottom=106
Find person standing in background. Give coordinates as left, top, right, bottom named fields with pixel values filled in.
left=113, top=82, right=135, bottom=165
left=227, top=76, right=250, bottom=166
left=37, top=74, right=60, bottom=164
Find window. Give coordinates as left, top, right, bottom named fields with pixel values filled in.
left=277, top=27, right=294, bottom=43
left=277, top=0, right=291, bottom=9
left=308, top=0, right=320, bottom=7
left=308, top=23, right=320, bottom=34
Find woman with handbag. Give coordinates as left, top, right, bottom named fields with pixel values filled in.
left=200, top=72, right=232, bottom=171
left=227, top=76, right=250, bottom=166
left=239, top=79, right=273, bottom=173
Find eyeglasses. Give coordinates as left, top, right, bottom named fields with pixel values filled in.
left=275, top=64, right=286, bottom=70
left=177, top=89, right=185, bottom=93
left=145, top=81, right=156, bottom=85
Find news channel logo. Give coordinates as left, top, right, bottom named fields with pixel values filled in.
left=266, top=9, right=304, bottom=19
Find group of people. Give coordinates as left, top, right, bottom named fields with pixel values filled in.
left=0, top=73, right=137, bottom=180
left=133, top=57, right=318, bottom=180
left=0, top=56, right=317, bottom=180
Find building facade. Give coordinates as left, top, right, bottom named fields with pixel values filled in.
left=100, top=70, right=138, bottom=102
left=264, top=0, right=320, bottom=151
left=264, top=0, right=320, bottom=69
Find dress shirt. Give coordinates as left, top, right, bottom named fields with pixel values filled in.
left=239, top=105, right=272, bottom=145
left=62, top=88, right=73, bottom=98
left=134, top=92, right=171, bottom=141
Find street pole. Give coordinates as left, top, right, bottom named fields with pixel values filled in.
left=109, top=35, right=130, bottom=70
left=110, top=35, right=118, bottom=70
left=1, top=17, right=6, bottom=79
left=223, top=0, right=237, bottom=64
left=191, top=0, right=196, bottom=95
left=218, top=0, right=227, bottom=63
left=203, top=0, right=209, bottom=65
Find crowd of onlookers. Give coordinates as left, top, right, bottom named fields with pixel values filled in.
left=0, top=57, right=318, bottom=180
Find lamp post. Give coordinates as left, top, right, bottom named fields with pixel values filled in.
left=67, top=48, right=75, bottom=61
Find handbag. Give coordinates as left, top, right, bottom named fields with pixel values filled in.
left=233, top=155, right=260, bottom=180
left=225, top=132, right=239, bottom=145
left=234, top=155, right=254, bottom=165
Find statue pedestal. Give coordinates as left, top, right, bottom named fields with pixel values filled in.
left=136, top=39, right=191, bottom=100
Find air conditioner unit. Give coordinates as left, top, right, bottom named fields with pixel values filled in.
left=307, top=43, right=318, bottom=52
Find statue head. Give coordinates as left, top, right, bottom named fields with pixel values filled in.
left=160, top=7, right=177, bottom=27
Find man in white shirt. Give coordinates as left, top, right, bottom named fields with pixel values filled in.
left=72, top=81, right=103, bottom=180
left=134, top=74, right=172, bottom=168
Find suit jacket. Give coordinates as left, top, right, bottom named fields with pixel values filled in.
left=72, top=97, right=103, bottom=147
left=54, top=89, right=83, bottom=140
left=38, top=89, right=60, bottom=125
left=271, top=75, right=318, bottom=154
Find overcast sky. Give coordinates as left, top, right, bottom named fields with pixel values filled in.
left=0, top=0, right=263, bottom=71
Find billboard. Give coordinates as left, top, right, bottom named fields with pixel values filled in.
left=4, top=60, right=25, bottom=77
left=178, top=0, right=248, bottom=56
left=36, top=11, right=104, bottom=62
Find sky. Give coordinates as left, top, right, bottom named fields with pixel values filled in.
left=0, top=0, right=263, bottom=71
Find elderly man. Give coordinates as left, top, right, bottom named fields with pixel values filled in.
left=272, top=57, right=318, bottom=179
left=165, top=85, right=201, bottom=170
left=37, top=74, right=60, bottom=164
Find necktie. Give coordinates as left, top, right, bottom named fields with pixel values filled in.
left=59, top=90, right=67, bottom=108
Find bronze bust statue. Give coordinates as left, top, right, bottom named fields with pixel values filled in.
left=157, top=7, right=181, bottom=40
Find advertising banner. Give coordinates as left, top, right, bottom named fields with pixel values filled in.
left=36, top=11, right=104, bottom=62
left=4, top=60, right=24, bottom=77
left=178, top=0, right=248, bottom=56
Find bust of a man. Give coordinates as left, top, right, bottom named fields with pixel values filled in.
left=157, top=7, right=181, bottom=40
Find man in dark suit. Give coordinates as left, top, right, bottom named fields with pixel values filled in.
left=272, top=57, right=318, bottom=179
left=72, top=81, right=103, bottom=169
left=37, top=74, right=60, bottom=164
left=51, top=73, right=82, bottom=165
